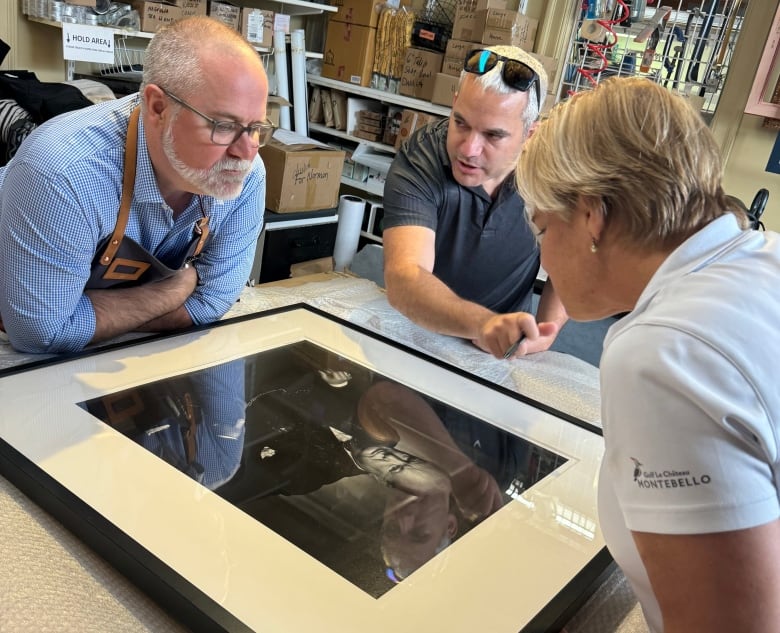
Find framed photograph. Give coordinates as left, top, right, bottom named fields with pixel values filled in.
left=0, top=305, right=608, bottom=633
left=745, top=1, right=780, bottom=118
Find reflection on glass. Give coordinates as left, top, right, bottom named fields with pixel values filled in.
left=79, top=341, right=566, bottom=598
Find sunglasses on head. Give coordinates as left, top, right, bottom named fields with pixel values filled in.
left=463, top=49, right=540, bottom=109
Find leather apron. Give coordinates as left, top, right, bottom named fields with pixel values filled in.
left=87, top=105, right=211, bottom=290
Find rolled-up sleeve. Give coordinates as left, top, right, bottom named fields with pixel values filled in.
left=0, top=161, right=99, bottom=353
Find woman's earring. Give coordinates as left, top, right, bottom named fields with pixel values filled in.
left=590, top=239, right=598, bottom=253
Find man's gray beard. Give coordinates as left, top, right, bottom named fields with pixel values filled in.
left=162, top=123, right=252, bottom=200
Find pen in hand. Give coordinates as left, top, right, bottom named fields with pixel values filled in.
left=503, top=334, right=526, bottom=360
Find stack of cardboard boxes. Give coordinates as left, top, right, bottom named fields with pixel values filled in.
left=321, top=0, right=383, bottom=86
left=130, top=0, right=273, bottom=44
left=431, top=38, right=471, bottom=106
left=450, top=1, right=538, bottom=47
left=427, top=0, right=538, bottom=106
left=430, top=0, right=558, bottom=109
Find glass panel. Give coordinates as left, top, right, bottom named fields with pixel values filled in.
left=79, top=340, right=566, bottom=598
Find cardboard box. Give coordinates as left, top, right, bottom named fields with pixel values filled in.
left=382, top=105, right=403, bottom=146
left=456, top=0, right=506, bottom=12
left=394, top=109, right=441, bottom=149
left=329, top=0, right=385, bottom=28
left=474, top=10, right=538, bottom=50
left=241, top=7, right=274, bottom=46
left=208, top=0, right=240, bottom=30
left=445, top=38, right=473, bottom=64
left=451, top=7, right=478, bottom=42
left=65, top=0, right=96, bottom=7
left=131, top=1, right=183, bottom=33
left=431, top=72, right=459, bottom=106
left=480, top=27, right=517, bottom=47
left=481, top=23, right=537, bottom=49
left=346, top=96, right=383, bottom=135
left=442, top=57, right=464, bottom=76
left=259, top=130, right=346, bottom=213
left=165, top=0, right=206, bottom=12
left=399, top=47, right=443, bottom=101
left=479, top=7, right=520, bottom=29
left=441, top=38, right=472, bottom=77
left=177, top=0, right=207, bottom=18
left=322, top=21, right=377, bottom=87
left=452, top=8, right=537, bottom=49
left=530, top=52, right=559, bottom=86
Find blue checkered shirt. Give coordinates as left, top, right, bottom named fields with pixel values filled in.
left=0, top=94, right=265, bottom=353
left=137, top=358, right=247, bottom=491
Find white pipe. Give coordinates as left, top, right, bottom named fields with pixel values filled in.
left=273, top=29, right=291, bottom=130
left=290, top=29, right=308, bottom=136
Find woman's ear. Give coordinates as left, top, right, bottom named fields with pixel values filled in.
left=583, top=196, right=607, bottom=243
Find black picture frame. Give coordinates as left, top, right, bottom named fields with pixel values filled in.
left=0, top=305, right=609, bottom=633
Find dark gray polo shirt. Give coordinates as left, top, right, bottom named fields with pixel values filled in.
left=383, top=118, right=540, bottom=314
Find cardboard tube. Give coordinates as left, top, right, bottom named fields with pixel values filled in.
left=273, top=30, right=291, bottom=130
left=333, top=195, right=365, bottom=272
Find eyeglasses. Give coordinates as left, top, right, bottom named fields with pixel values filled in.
left=463, top=49, right=540, bottom=109
left=161, top=88, right=276, bottom=148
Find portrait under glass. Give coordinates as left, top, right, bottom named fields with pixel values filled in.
left=79, top=340, right=566, bottom=598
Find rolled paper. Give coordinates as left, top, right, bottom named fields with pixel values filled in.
left=333, top=195, right=365, bottom=272
left=290, top=29, right=308, bottom=135
left=273, top=29, right=291, bottom=130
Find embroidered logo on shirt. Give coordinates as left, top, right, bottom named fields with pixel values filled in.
left=629, top=457, right=712, bottom=490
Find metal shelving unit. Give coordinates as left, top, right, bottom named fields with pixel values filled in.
left=559, top=0, right=745, bottom=118
left=307, top=73, right=450, bottom=199
left=309, top=121, right=397, bottom=153
left=307, top=74, right=451, bottom=116
left=28, top=15, right=328, bottom=66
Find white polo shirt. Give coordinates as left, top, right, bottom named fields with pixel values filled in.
left=598, top=214, right=780, bottom=632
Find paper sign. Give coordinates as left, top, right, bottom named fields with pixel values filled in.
left=273, top=14, right=291, bottom=34
left=62, top=23, right=114, bottom=64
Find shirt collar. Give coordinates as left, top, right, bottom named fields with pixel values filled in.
left=635, top=214, right=743, bottom=312
left=132, top=114, right=167, bottom=205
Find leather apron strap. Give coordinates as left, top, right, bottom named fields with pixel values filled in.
left=97, top=105, right=140, bottom=266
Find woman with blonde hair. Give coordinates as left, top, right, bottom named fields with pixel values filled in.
left=516, top=76, right=780, bottom=633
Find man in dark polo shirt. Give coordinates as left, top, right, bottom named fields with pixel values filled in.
left=382, top=45, right=567, bottom=360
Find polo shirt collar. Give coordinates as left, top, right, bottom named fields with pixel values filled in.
left=636, top=214, right=743, bottom=312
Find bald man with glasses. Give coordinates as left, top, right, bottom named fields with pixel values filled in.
left=0, top=16, right=271, bottom=354
left=382, top=45, right=567, bottom=360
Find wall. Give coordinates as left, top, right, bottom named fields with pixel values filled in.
left=712, top=0, right=780, bottom=230
left=1, top=3, right=66, bottom=82
left=722, top=116, right=780, bottom=230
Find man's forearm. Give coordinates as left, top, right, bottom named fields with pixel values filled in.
left=386, top=268, right=494, bottom=339
left=87, top=268, right=197, bottom=343
left=136, top=304, right=193, bottom=332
